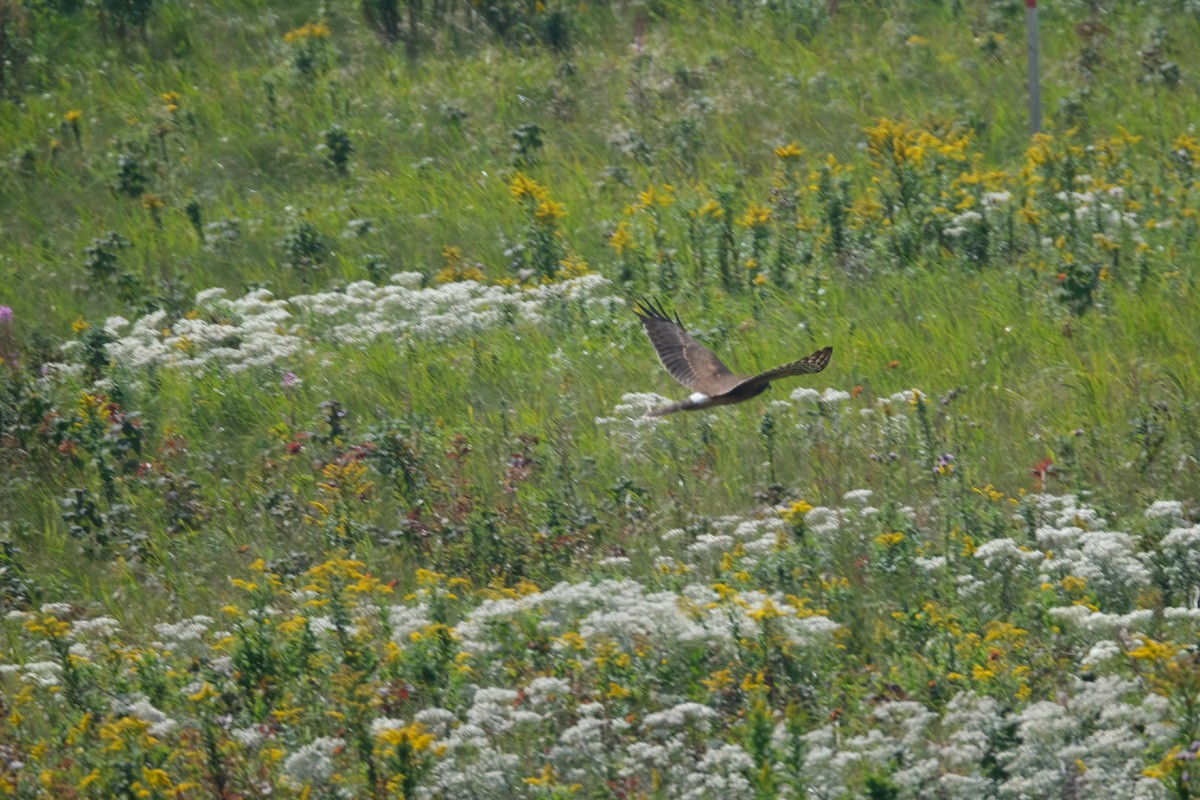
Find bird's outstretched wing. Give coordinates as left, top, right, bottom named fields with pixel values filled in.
left=633, top=298, right=741, bottom=394
left=733, top=346, right=833, bottom=394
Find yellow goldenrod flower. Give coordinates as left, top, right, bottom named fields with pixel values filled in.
left=556, top=631, right=587, bottom=651
left=874, top=532, right=905, bottom=548
left=701, top=668, right=734, bottom=692
left=738, top=202, right=772, bottom=227
left=1128, top=637, right=1180, bottom=662
left=1061, top=575, right=1087, bottom=594
left=509, top=172, right=549, bottom=202
left=416, top=568, right=447, bottom=586
left=605, top=681, right=632, bottom=699
left=284, top=21, right=330, bottom=43
left=637, top=183, right=674, bottom=209
left=514, top=578, right=540, bottom=595
left=741, top=670, right=768, bottom=692
left=556, top=255, right=590, bottom=279
left=608, top=221, right=634, bottom=255
left=748, top=598, right=785, bottom=620
left=141, top=768, right=172, bottom=791
left=534, top=199, right=566, bottom=223
left=524, top=764, right=556, bottom=787
left=775, top=141, right=804, bottom=160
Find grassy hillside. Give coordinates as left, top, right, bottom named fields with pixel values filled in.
left=3, top=1, right=1200, bottom=797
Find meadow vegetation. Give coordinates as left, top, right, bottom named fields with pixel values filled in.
left=3, top=0, right=1200, bottom=797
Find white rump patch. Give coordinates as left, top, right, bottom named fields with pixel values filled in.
left=689, top=392, right=710, bottom=404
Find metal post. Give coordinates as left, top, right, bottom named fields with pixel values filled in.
left=1026, top=0, right=1042, bottom=134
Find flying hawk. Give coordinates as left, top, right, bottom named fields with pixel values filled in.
left=634, top=298, right=832, bottom=417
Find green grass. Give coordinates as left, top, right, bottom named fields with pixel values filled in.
left=0, top=0, right=1199, bottom=607
left=7, top=5, right=1200, bottom=794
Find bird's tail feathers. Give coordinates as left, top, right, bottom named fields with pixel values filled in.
left=645, top=399, right=694, bottom=417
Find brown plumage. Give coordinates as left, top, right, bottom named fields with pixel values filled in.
left=633, top=298, right=832, bottom=417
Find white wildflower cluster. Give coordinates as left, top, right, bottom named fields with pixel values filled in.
left=664, top=512, right=793, bottom=568
left=1001, top=676, right=1171, bottom=800
left=124, top=697, right=178, bottom=736
left=594, top=392, right=670, bottom=452
left=678, top=743, right=755, bottom=800
left=153, top=615, right=214, bottom=644
left=941, top=192, right=1010, bottom=239
left=972, top=537, right=1042, bottom=573
left=842, top=488, right=872, bottom=505
left=982, top=190, right=1012, bottom=208
left=552, top=702, right=632, bottom=784
left=289, top=272, right=615, bottom=344
left=525, top=676, right=572, bottom=710
left=231, top=725, right=270, bottom=749
left=966, top=494, right=1200, bottom=661
left=95, top=289, right=302, bottom=372
left=72, top=616, right=120, bottom=636
left=465, top=687, right=544, bottom=736
left=686, top=532, right=735, bottom=562
left=428, top=686, right=761, bottom=799
left=616, top=721, right=755, bottom=800
left=423, top=689, right=540, bottom=796
left=1036, top=527, right=1152, bottom=605
left=803, top=681, right=1171, bottom=800
left=455, top=579, right=712, bottom=661
left=1022, top=492, right=1107, bottom=530
left=61, top=273, right=615, bottom=375
left=419, top=577, right=840, bottom=797
left=1143, top=499, right=1185, bottom=524
left=1160, top=523, right=1200, bottom=604
left=420, top=745, right=523, bottom=798
left=730, top=516, right=788, bottom=558
left=878, top=388, right=928, bottom=410
left=414, top=707, right=459, bottom=737
left=6, top=660, right=62, bottom=687
left=942, top=209, right=982, bottom=239
left=866, top=389, right=929, bottom=435
left=1049, top=604, right=1156, bottom=638
left=1052, top=177, right=1142, bottom=238
left=387, top=602, right=434, bottom=642
left=294, top=594, right=407, bottom=642
left=282, top=736, right=343, bottom=787
left=9, top=492, right=1200, bottom=800
left=788, top=386, right=852, bottom=405
left=796, top=497, right=903, bottom=564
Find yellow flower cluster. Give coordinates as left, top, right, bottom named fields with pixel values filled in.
left=510, top=172, right=550, bottom=203
left=608, top=221, right=634, bottom=255
left=737, top=202, right=772, bottom=228
left=283, top=21, right=330, bottom=42
left=865, top=117, right=969, bottom=170
left=775, top=142, right=804, bottom=160
left=635, top=183, right=674, bottom=210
